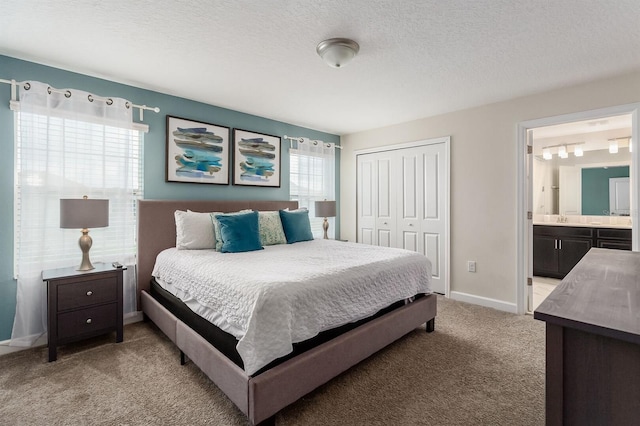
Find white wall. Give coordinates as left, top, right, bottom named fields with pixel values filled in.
left=340, top=70, right=640, bottom=307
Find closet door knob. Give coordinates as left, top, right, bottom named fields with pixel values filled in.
left=409, top=223, right=414, bottom=227
left=86, top=291, right=93, bottom=296
left=86, top=318, right=92, bottom=324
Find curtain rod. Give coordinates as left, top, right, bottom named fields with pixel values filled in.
left=0, top=78, right=160, bottom=121
left=284, top=135, right=342, bottom=149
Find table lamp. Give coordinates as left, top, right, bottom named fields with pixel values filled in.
left=60, top=196, right=109, bottom=271
left=314, top=200, right=336, bottom=239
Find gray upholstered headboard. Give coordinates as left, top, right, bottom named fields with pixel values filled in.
left=136, top=199, right=298, bottom=307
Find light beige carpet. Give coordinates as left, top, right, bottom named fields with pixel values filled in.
left=0, top=296, right=545, bottom=425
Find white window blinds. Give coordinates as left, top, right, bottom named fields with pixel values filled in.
left=289, top=140, right=336, bottom=238
left=14, top=113, right=143, bottom=272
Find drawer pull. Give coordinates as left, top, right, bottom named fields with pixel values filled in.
left=86, top=291, right=93, bottom=296
left=86, top=318, right=92, bottom=324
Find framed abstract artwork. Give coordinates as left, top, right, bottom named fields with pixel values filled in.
left=233, top=128, right=281, bottom=187
left=166, top=115, right=230, bottom=184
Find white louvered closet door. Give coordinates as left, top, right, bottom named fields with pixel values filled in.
left=357, top=138, right=449, bottom=295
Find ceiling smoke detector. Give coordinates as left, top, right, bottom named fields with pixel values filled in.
left=316, top=38, right=360, bottom=68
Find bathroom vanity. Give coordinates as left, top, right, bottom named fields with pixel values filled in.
left=533, top=223, right=631, bottom=279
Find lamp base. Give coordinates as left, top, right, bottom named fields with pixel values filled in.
left=323, top=217, right=329, bottom=239
left=77, top=229, right=95, bottom=271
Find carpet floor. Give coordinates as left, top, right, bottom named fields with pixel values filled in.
left=0, top=296, right=545, bottom=425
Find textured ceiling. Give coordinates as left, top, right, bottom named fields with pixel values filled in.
left=1, top=0, right=639, bottom=136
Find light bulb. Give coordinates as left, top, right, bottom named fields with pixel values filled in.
left=574, top=146, right=583, bottom=157
left=558, top=145, right=568, bottom=159
left=609, top=140, right=618, bottom=154
left=542, top=148, right=552, bottom=160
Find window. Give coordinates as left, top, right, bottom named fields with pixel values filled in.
left=289, top=140, right=336, bottom=238
left=14, top=112, right=143, bottom=276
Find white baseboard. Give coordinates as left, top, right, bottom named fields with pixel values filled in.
left=449, top=291, right=518, bottom=314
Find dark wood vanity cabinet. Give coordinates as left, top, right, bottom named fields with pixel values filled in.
left=533, top=226, right=593, bottom=278
left=596, top=228, right=632, bottom=250
left=533, top=225, right=632, bottom=279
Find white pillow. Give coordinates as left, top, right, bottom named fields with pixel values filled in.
left=174, top=210, right=216, bottom=250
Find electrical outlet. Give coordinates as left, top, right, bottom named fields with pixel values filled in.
left=467, top=261, right=476, bottom=273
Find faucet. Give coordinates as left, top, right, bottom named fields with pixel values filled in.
left=557, top=215, right=568, bottom=223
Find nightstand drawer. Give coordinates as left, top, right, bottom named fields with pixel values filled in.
left=57, top=277, right=118, bottom=311
left=57, top=303, right=118, bottom=339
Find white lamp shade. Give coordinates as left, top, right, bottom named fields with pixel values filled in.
left=60, top=198, right=109, bottom=229
left=315, top=200, right=336, bottom=218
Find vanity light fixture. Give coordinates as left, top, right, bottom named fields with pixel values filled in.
left=542, top=148, right=552, bottom=160
left=558, top=145, right=568, bottom=159
left=609, top=139, right=619, bottom=154
left=574, top=145, right=584, bottom=157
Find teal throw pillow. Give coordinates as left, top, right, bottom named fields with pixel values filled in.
left=215, top=211, right=264, bottom=253
left=210, top=209, right=251, bottom=251
left=279, top=209, right=314, bottom=244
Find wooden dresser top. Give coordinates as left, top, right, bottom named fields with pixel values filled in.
left=534, top=248, right=640, bottom=345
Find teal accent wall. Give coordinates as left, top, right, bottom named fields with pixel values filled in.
left=581, top=166, right=629, bottom=215
left=0, top=54, right=340, bottom=341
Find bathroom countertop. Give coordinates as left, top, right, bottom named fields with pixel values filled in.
left=533, top=222, right=632, bottom=229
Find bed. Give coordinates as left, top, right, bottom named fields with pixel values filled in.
left=137, top=200, right=437, bottom=425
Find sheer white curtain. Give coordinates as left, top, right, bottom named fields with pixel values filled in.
left=11, top=81, right=142, bottom=346
left=289, top=139, right=336, bottom=238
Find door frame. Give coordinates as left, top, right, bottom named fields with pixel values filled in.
left=355, top=136, right=450, bottom=297
left=516, top=103, right=640, bottom=314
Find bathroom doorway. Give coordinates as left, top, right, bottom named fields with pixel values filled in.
left=516, top=103, right=640, bottom=314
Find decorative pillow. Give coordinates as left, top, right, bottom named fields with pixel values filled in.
left=258, top=211, right=287, bottom=246
left=174, top=210, right=216, bottom=250
left=210, top=209, right=252, bottom=251
left=279, top=209, right=314, bottom=244
left=216, top=211, right=263, bottom=253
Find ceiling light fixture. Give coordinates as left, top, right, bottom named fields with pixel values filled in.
left=542, top=148, right=552, bottom=160
left=558, top=145, right=568, bottom=159
left=316, top=38, right=360, bottom=68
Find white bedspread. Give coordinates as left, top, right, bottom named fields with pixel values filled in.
left=152, top=239, right=431, bottom=375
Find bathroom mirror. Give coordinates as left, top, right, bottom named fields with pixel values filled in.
left=533, top=148, right=630, bottom=216
left=531, top=113, right=632, bottom=217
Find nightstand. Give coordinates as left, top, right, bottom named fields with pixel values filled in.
left=42, top=263, right=125, bottom=362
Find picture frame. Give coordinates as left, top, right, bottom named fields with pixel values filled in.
left=166, top=115, right=230, bottom=185
left=233, top=128, right=281, bottom=187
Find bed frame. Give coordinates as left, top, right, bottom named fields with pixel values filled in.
left=137, top=199, right=437, bottom=425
